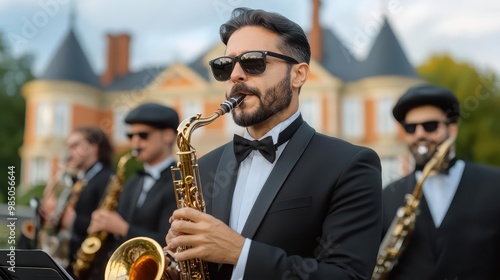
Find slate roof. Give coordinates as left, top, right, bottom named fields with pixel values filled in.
left=39, top=29, right=101, bottom=88
left=318, top=28, right=362, bottom=82
left=356, top=18, right=417, bottom=79
left=104, top=66, right=166, bottom=91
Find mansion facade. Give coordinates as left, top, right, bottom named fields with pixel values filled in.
left=20, top=2, right=422, bottom=192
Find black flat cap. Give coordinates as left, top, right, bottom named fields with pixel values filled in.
left=393, top=84, right=460, bottom=123
left=125, top=103, right=179, bottom=130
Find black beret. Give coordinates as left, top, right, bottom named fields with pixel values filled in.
left=124, top=103, right=179, bottom=130
left=393, top=84, right=460, bottom=124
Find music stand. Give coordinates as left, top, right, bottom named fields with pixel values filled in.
left=0, top=250, right=73, bottom=280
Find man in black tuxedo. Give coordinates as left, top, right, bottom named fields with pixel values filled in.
left=165, top=8, right=382, bottom=280
left=38, top=127, right=114, bottom=276
left=382, top=84, right=500, bottom=279
left=87, top=103, right=179, bottom=279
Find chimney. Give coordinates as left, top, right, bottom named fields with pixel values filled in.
left=101, top=33, right=130, bottom=86
left=309, top=0, right=323, bottom=62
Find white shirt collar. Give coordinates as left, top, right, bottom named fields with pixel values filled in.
left=144, top=156, right=174, bottom=180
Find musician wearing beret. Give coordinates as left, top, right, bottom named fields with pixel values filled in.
left=87, top=103, right=179, bottom=279
left=382, top=84, right=500, bottom=279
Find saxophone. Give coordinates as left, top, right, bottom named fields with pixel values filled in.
left=72, top=151, right=135, bottom=279
left=171, top=94, right=245, bottom=280
left=104, top=94, right=245, bottom=280
left=38, top=166, right=79, bottom=268
left=372, top=137, right=455, bottom=280
left=22, top=165, right=74, bottom=250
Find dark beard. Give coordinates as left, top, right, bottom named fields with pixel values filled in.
left=412, top=144, right=435, bottom=171
left=230, top=72, right=292, bottom=127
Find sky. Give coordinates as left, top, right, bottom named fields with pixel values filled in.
left=1, top=0, right=499, bottom=78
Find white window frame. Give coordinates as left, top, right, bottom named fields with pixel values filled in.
left=341, top=97, right=364, bottom=138
left=300, top=98, right=321, bottom=129
left=30, top=156, right=50, bottom=186
left=113, top=107, right=129, bottom=144
left=36, top=101, right=52, bottom=137
left=54, top=101, right=70, bottom=137
left=377, top=97, right=396, bottom=135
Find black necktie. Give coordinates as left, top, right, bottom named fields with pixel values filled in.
left=233, top=115, right=303, bottom=164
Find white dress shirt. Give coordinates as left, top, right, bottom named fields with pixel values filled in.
left=415, top=159, right=465, bottom=228
left=230, top=111, right=300, bottom=280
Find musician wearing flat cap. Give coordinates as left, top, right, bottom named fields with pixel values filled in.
left=382, top=84, right=500, bottom=279
left=87, top=103, right=179, bottom=279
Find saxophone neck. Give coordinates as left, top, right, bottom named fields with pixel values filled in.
left=412, top=137, right=456, bottom=200
left=176, top=93, right=245, bottom=152
left=421, top=137, right=455, bottom=176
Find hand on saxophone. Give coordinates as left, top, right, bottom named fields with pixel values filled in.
left=165, top=207, right=245, bottom=265
left=61, top=206, right=76, bottom=229
left=88, top=209, right=129, bottom=237
left=38, top=194, right=57, bottom=221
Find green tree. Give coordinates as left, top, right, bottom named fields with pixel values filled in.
left=417, top=54, right=500, bottom=167
left=0, top=32, right=34, bottom=202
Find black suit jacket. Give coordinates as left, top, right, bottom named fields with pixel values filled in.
left=382, top=161, right=500, bottom=280
left=115, top=164, right=177, bottom=248
left=69, top=166, right=113, bottom=264
left=198, top=121, right=382, bottom=280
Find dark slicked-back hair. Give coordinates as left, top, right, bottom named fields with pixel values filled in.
left=74, top=127, right=114, bottom=168
left=220, top=7, right=311, bottom=65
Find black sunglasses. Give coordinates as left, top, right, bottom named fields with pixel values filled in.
left=403, top=120, right=449, bottom=134
left=209, top=50, right=299, bottom=81
left=126, top=131, right=149, bottom=140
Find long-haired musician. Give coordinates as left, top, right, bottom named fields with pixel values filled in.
left=39, top=127, right=114, bottom=277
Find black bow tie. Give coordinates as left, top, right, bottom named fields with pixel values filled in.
left=234, top=135, right=276, bottom=163
left=233, top=115, right=303, bottom=164
left=415, top=157, right=457, bottom=175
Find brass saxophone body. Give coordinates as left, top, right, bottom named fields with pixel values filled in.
left=171, top=94, right=244, bottom=280
left=22, top=165, right=74, bottom=249
left=72, top=151, right=135, bottom=279
left=38, top=166, right=78, bottom=268
left=104, top=94, right=244, bottom=280
left=372, top=137, right=455, bottom=280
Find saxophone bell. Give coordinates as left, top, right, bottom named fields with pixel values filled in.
left=105, top=95, right=245, bottom=280
left=72, top=152, right=135, bottom=279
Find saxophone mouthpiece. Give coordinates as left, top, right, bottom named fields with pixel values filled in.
left=220, top=94, right=245, bottom=114
left=417, top=145, right=428, bottom=155
left=131, top=149, right=139, bottom=157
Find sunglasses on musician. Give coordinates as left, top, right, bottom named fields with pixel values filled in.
left=402, top=120, right=449, bottom=134
left=209, top=50, right=299, bottom=82
left=126, top=131, right=149, bottom=140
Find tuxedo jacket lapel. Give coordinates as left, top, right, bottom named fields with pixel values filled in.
left=241, top=122, right=315, bottom=238
left=125, top=176, right=144, bottom=221
left=210, top=144, right=239, bottom=225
